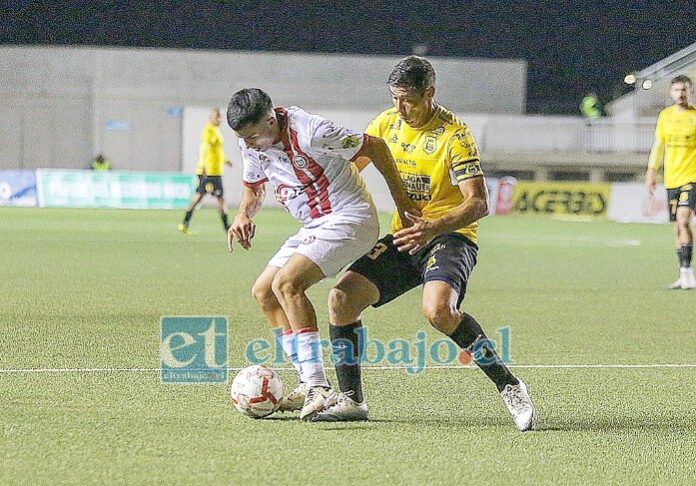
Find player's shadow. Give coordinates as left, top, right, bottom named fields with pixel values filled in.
left=261, top=415, right=301, bottom=421
left=534, top=418, right=695, bottom=433
left=313, top=416, right=695, bottom=432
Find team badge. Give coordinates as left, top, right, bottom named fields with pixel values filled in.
left=680, top=191, right=690, bottom=203
left=301, top=235, right=316, bottom=245
left=423, top=136, right=437, bottom=154
left=341, top=135, right=361, bottom=149
left=293, top=155, right=308, bottom=169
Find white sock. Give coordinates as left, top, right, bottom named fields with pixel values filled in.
left=296, top=329, right=330, bottom=388
left=277, top=330, right=303, bottom=380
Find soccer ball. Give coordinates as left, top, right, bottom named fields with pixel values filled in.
left=230, top=365, right=284, bottom=418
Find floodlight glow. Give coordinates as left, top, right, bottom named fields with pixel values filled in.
left=641, top=79, right=653, bottom=90
left=624, top=74, right=636, bottom=85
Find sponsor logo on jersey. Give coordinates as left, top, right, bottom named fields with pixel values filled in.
left=301, top=235, right=317, bottom=245
left=430, top=126, right=446, bottom=137
left=275, top=184, right=300, bottom=205
left=341, top=134, right=361, bottom=149
left=401, top=142, right=417, bottom=153
left=389, top=134, right=398, bottom=144
left=401, top=173, right=432, bottom=201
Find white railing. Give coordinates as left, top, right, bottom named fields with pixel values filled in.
left=470, top=115, right=655, bottom=154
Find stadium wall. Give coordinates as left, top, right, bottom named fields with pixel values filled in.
left=0, top=45, right=527, bottom=172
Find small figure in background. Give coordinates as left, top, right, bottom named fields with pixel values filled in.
left=579, top=92, right=604, bottom=119
left=179, top=108, right=233, bottom=235
left=90, top=153, right=111, bottom=170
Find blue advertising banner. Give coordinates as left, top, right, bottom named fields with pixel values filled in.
left=0, top=170, right=38, bottom=207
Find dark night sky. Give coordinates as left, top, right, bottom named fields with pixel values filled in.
left=2, top=0, right=695, bottom=113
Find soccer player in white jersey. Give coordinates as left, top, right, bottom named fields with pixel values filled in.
left=226, top=88, right=416, bottom=420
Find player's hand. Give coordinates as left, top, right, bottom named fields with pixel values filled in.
left=645, top=171, right=657, bottom=196
left=393, top=212, right=438, bottom=255
left=645, top=179, right=656, bottom=196
left=396, top=199, right=421, bottom=228
left=228, top=214, right=255, bottom=252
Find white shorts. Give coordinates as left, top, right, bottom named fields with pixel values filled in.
left=268, top=207, right=380, bottom=278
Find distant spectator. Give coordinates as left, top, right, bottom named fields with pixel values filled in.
left=579, top=92, right=604, bottom=119
left=90, top=153, right=112, bottom=171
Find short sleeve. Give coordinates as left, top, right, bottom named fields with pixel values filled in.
left=309, top=116, right=365, bottom=160
left=240, top=140, right=268, bottom=187
left=364, top=114, right=386, bottom=138
left=448, top=128, right=484, bottom=183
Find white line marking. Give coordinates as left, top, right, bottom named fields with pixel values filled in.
left=1, top=364, right=695, bottom=374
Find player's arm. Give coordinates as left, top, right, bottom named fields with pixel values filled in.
left=359, top=136, right=419, bottom=223
left=229, top=183, right=265, bottom=252
left=646, top=140, right=664, bottom=196
left=646, top=115, right=666, bottom=195
left=393, top=176, right=488, bottom=254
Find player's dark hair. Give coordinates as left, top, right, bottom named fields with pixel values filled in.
left=227, top=88, right=274, bottom=130
left=387, top=56, right=436, bottom=93
left=671, top=75, right=692, bottom=86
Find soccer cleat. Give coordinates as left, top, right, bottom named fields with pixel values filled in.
left=177, top=223, right=193, bottom=235
left=680, top=267, right=696, bottom=290
left=501, top=380, right=535, bottom=432
left=668, top=278, right=682, bottom=290
left=278, top=381, right=308, bottom=412
left=312, top=391, right=368, bottom=422
left=299, top=386, right=335, bottom=421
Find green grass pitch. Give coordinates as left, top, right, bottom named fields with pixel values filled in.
left=1, top=207, right=694, bottom=485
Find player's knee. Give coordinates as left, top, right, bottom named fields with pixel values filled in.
left=422, top=302, right=458, bottom=333
left=251, top=280, right=276, bottom=310
left=328, top=286, right=361, bottom=323
left=271, top=273, right=303, bottom=300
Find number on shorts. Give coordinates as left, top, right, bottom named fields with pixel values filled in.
left=367, top=242, right=389, bottom=260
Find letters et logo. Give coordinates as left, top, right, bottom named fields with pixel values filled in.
left=160, top=316, right=228, bottom=383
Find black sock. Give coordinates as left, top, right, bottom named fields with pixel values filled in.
left=221, top=211, right=229, bottom=231
left=330, top=321, right=364, bottom=403
left=449, top=313, right=518, bottom=392
left=680, top=244, right=693, bottom=268
left=183, top=210, right=193, bottom=225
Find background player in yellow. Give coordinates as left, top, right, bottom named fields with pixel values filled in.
left=646, top=75, right=696, bottom=289
left=315, top=56, right=535, bottom=431
left=179, top=108, right=233, bottom=234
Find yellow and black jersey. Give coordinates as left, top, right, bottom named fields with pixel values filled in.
left=648, top=105, right=696, bottom=189
left=366, top=105, right=483, bottom=244
left=199, top=122, right=226, bottom=176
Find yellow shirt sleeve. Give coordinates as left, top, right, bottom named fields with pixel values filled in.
left=365, top=111, right=388, bottom=138
left=447, top=128, right=483, bottom=183
left=647, top=113, right=665, bottom=171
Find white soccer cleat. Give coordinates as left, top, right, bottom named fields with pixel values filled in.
left=669, top=278, right=682, bottom=290
left=278, top=381, right=308, bottom=412
left=680, top=267, right=696, bottom=290
left=312, top=391, right=369, bottom=422
left=501, top=380, right=535, bottom=432
left=299, top=386, right=335, bottom=421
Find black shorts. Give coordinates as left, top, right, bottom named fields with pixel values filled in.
left=196, top=175, right=224, bottom=197
left=348, top=233, right=478, bottom=308
left=667, top=183, right=696, bottom=222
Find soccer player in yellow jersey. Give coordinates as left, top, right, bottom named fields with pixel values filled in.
left=179, top=108, right=233, bottom=234
left=646, top=75, right=696, bottom=290
left=314, top=56, right=535, bottom=431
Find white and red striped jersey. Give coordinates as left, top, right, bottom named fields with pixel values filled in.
left=240, top=106, right=374, bottom=226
